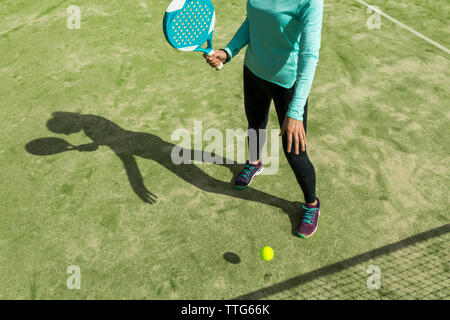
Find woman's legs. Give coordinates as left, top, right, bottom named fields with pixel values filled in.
left=243, top=66, right=272, bottom=163
left=242, top=66, right=317, bottom=205
left=271, top=85, right=317, bottom=205
left=233, top=66, right=270, bottom=189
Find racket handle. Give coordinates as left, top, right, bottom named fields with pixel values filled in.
left=207, top=50, right=223, bottom=71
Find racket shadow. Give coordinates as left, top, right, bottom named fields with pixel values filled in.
left=26, top=111, right=304, bottom=236
left=25, top=137, right=77, bottom=156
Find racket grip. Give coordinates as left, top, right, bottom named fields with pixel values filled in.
left=207, top=50, right=224, bottom=71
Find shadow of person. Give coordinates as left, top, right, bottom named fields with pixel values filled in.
left=26, top=111, right=304, bottom=235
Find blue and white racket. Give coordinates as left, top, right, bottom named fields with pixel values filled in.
left=163, top=0, right=223, bottom=70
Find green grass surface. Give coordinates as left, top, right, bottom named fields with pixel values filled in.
left=0, top=0, right=449, bottom=299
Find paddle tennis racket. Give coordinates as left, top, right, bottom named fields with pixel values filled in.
left=163, top=0, right=223, bottom=70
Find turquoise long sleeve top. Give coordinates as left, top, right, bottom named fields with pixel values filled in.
left=224, top=0, right=324, bottom=121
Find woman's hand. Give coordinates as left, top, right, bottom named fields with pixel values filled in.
left=280, top=116, right=306, bottom=154
left=203, top=50, right=227, bottom=69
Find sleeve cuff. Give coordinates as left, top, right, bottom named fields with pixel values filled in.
left=224, top=47, right=233, bottom=63
left=286, top=110, right=303, bottom=121
left=286, top=98, right=307, bottom=121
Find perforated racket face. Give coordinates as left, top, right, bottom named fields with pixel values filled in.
left=163, top=0, right=215, bottom=54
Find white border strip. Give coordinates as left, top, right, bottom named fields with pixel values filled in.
left=166, top=0, right=186, bottom=13
left=357, top=0, right=450, bottom=54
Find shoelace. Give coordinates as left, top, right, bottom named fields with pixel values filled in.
left=239, top=164, right=257, bottom=179
left=301, top=206, right=317, bottom=224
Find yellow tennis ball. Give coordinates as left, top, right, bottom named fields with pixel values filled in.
left=260, top=246, right=274, bottom=261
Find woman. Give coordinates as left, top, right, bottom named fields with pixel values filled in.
left=204, top=0, right=323, bottom=238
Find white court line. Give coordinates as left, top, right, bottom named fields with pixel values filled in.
left=357, top=0, right=450, bottom=54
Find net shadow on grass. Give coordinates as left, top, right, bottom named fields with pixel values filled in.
left=25, top=112, right=305, bottom=236
left=234, top=224, right=450, bottom=300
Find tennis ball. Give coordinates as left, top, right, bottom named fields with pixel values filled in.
left=260, top=246, right=274, bottom=261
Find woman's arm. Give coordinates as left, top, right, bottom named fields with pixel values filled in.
left=280, top=0, right=324, bottom=154
left=223, top=17, right=250, bottom=63
left=286, top=0, right=324, bottom=121
left=117, top=153, right=157, bottom=204
left=204, top=17, right=250, bottom=68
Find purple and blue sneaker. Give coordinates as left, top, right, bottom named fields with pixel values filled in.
left=297, top=197, right=320, bottom=238
left=234, top=160, right=264, bottom=190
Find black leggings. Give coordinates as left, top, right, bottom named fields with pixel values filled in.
left=243, top=65, right=316, bottom=203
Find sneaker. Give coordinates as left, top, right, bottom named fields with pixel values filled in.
left=297, top=197, right=320, bottom=238
left=234, top=160, right=264, bottom=190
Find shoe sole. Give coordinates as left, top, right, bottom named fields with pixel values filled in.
left=234, top=165, right=264, bottom=190
left=297, top=211, right=320, bottom=238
